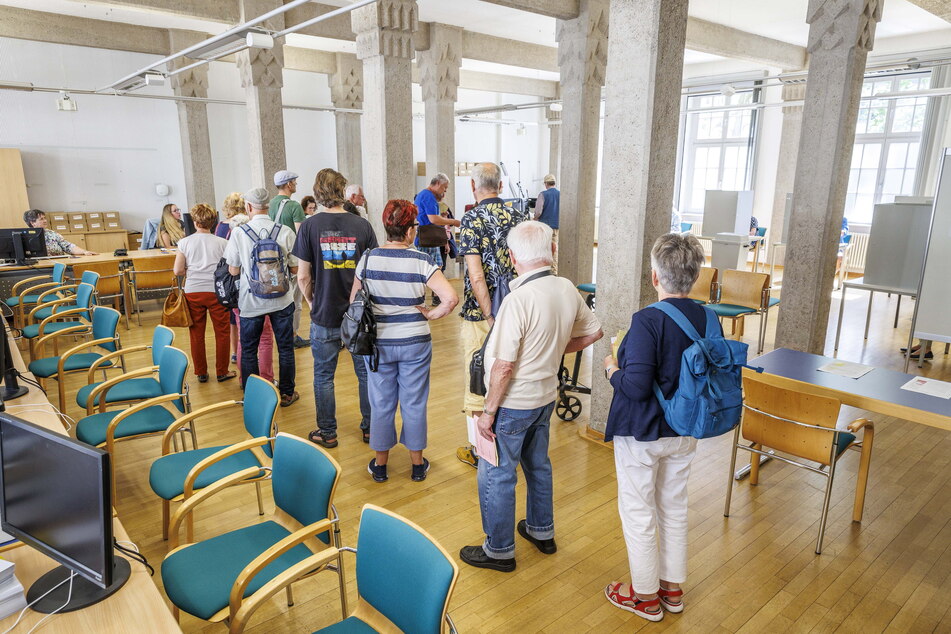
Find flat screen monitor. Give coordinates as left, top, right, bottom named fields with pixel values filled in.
left=0, top=414, right=130, bottom=613
left=0, top=228, right=47, bottom=264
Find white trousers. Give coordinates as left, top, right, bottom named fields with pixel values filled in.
left=613, top=435, right=698, bottom=595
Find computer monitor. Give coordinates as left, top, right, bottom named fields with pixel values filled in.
left=0, top=229, right=48, bottom=265
left=0, top=414, right=130, bottom=613
left=0, top=305, right=28, bottom=404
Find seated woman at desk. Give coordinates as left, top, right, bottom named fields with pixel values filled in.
left=157, top=203, right=185, bottom=248
left=23, top=209, right=96, bottom=256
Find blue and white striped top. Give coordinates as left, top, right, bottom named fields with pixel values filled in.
left=356, top=247, right=439, bottom=345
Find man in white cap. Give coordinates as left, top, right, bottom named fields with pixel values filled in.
left=270, top=169, right=309, bottom=347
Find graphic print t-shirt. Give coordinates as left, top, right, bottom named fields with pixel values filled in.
left=292, top=211, right=378, bottom=327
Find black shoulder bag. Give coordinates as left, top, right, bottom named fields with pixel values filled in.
left=469, top=269, right=552, bottom=396
left=341, top=253, right=379, bottom=371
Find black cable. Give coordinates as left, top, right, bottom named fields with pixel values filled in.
left=113, top=539, right=154, bottom=576
left=14, top=370, right=45, bottom=395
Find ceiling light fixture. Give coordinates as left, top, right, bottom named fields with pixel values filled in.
left=719, top=83, right=737, bottom=97
left=56, top=92, right=78, bottom=112
left=113, top=72, right=166, bottom=93
left=186, top=29, right=273, bottom=61
left=548, top=102, right=563, bottom=112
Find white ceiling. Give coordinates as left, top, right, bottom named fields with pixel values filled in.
left=1, top=0, right=949, bottom=79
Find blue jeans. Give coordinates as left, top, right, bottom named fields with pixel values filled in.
left=239, top=302, right=295, bottom=396
left=311, top=322, right=370, bottom=437
left=366, top=340, right=432, bottom=452
left=478, top=401, right=556, bottom=559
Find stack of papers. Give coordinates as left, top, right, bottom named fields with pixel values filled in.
left=817, top=360, right=874, bottom=379
left=0, top=558, right=27, bottom=620
left=900, top=376, right=951, bottom=399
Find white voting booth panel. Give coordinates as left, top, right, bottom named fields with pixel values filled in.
left=910, top=149, right=951, bottom=347
left=863, top=201, right=932, bottom=292
left=703, top=190, right=754, bottom=235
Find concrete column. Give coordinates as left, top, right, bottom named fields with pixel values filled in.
left=555, top=0, right=608, bottom=285
left=418, top=24, right=463, bottom=209
left=766, top=81, right=807, bottom=266
left=588, top=0, right=689, bottom=434
left=168, top=30, right=215, bottom=209
left=353, top=0, right=418, bottom=238
left=775, top=0, right=883, bottom=354
left=328, top=53, right=364, bottom=185
left=547, top=107, right=562, bottom=180
left=237, top=0, right=286, bottom=193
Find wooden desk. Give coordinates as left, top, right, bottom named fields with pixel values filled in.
left=745, top=347, right=951, bottom=432
left=0, top=317, right=180, bottom=632
left=0, top=249, right=178, bottom=272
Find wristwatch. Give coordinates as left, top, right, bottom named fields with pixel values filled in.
left=605, top=366, right=617, bottom=380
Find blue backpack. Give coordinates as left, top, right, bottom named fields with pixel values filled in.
left=649, top=302, right=748, bottom=439
left=239, top=223, right=291, bottom=299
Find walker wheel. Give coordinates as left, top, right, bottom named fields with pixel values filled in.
left=556, top=396, right=582, bottom=421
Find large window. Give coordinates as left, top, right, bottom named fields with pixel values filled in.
left=678, top=91, right=758, bottom=214
left=845, top=74, right=931, bottom=224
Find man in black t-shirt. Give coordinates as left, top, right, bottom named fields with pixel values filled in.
left=294, top=168, right=379, bottom=448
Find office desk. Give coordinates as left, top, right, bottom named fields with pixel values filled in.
left=0, top=317, right=181, bottom=632
left=745, top=347, right=951, bottom=432
left=0, top=249, right=177, bottom=272
left=833, top=277, right=917, bottom=352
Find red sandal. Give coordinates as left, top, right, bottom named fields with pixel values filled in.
left=604, top=582, right=663, bottom=622
left=658, top=587, right=684, bottom=613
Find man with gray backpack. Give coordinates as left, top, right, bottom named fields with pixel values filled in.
left=225, top=187, right=300, bottom=407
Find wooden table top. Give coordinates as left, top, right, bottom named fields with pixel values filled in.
left=0, top=317, right=180, bottom=632
left=745, top=347, right=951, bottom=431
left=0, top=249, right=177, bottom=272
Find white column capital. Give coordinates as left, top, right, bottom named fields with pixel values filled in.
left=329, top=52, right=364, bottom=110
left=352, top=0, right=418, bottom=61
left=418, top=23, right=463, bottom=103
left=806, top=0, right=882, bottom=54
left=555, top=0, right=609, bottom=88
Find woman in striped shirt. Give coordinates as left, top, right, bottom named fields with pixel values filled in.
left=351, top=199, right=458, bottom=483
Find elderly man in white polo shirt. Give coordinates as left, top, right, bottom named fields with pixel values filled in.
left=460, top=221, right=603, bottom=572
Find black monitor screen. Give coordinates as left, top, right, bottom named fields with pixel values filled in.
left=0, top=228, right=47, bottom=261
left=0, top=414, right=112, bottom=588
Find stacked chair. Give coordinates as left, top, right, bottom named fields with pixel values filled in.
left=6, top=261, right=67, bottom=329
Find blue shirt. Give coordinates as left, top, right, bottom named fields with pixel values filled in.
left=538, top=187, right=560, bottom=229
left=604, top=298, right=720, bottom=442
left=414, top=188, right=439, bottom=248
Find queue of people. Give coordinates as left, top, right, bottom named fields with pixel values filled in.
left=81, top=160, right=713, bottom=622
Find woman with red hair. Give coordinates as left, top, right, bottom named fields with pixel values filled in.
left=350, top=199, right=458, bottom=483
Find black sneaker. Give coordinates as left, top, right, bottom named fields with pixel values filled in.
left=411, top=458, right=430, bottom=482
left=368, top=458, right=387, bottom=483
left=459, top=545, right=515, bottom=572
left=517, top=519, right=557, bottom=554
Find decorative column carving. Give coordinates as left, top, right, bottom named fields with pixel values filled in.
left=328, top=53, right=364, bottom=185
left=588, top=0, right=689, bottom=434
left=776, top=0, right=883, bottom=354
left=353, top=0, right=418, bottom=238
left=169, top=29, right=215, bottom=209
left=237, top=0, right=285, bottom=193
left=418, top=23, right=462, bottom=211
left=767, top=80, right=807, bottom=267
left=556, top=0, right=608, bottom=285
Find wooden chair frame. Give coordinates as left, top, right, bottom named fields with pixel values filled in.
left=126, top=258, right=177, bottom=326
left=82, top=340, right=170, bottom=414
left=9, top=272, right=68, bottom=329
left=229, top=504, right=460, bottom=634
left=724, top=404, right=874, bottom=554
left=25, top=305, right=92, bottom=360
left=165, top=434, right=347, bottom=631
left=688, top=267, right=718, bottom=304
left=31, top=308, right=124, bottom=413
left=710, top=271, right=773, bottom=354
left=74, top=262, right=130, bottom=330
left=155, top=384, right=279, bottom=542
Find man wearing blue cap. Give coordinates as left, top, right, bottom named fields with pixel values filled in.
left=270, top=169, right=309, bottom=347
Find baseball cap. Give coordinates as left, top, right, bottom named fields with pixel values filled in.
left=274, top=170, right=298, bottom=187
left=244, top=187, right=270, bottom=208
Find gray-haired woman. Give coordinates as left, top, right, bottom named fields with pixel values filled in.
left=601, top=233, right=715, bottom=622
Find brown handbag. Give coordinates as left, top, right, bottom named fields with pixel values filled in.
left=417, top=223, right=449, bottom=248
left=162, top=279, right=193, bottom=328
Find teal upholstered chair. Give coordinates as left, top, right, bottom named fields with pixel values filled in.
left=75, top=346, right=192, bottom=502
left=708, top=270, right=772, bottom=354
left=77, top=325, right=174, bottom=414
left=576, top=283, right=596, bottom=310
left=162, top=433, right=346, bottom=632
left=6, top=261, right=67, bottom=328
left=29, top=270, right=101, bottom=323
left=149, top=374, right=280, bottom=541
left=28, top=306, right=122, bottom=412
left=681, top=222, right=694, bottom=233
left=688, top=267, right=718, bottom=305
left=21, top=282, right=96, bottom=359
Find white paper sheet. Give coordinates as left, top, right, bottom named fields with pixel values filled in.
left=466, top=415, right=498, bottom=467
left=900, top=376, right=951, bottom=399
left=817, top=360, right=874, bottom=379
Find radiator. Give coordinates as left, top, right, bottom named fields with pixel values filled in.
left=845, top=232, right=869, bottom=274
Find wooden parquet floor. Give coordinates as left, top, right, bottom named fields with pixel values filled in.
left=46, top=277, right=951, bottom=633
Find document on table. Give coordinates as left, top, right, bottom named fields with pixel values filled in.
left=900, top=376, right=951, bottom=399
left=466, top=415, right=498, bottom=467
left=817, top=360, right=874, bottom=379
